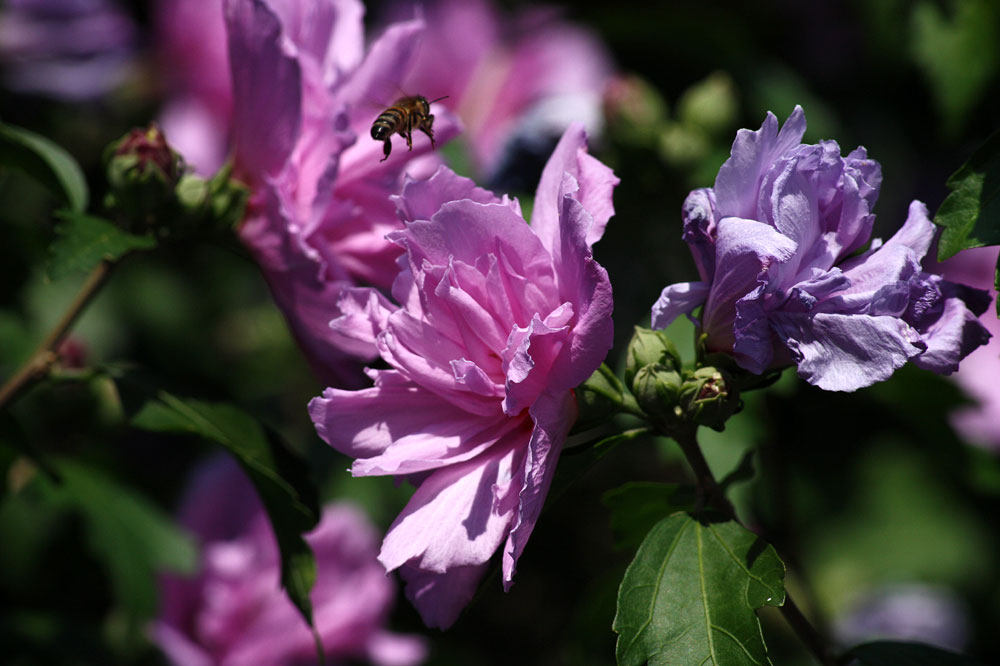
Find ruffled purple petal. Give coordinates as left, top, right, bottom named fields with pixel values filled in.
left=650, top=281, right=710, bottom=330
left=701, top=216, right=797, bottom=351
left=910, top=288, right=992, bottom=374
left=680, top=188, right=718, bottom=281
left=771, top=312, right=925, bottom=391
left=714, top=105, right=806, bottom=220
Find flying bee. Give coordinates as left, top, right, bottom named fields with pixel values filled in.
left=371, top=95, right=448, bottom=162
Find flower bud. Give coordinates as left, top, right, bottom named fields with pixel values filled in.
left=625, top=326, right=682, bottom=388
left=632, top=364, right=684, bottom=427
left=679, top=366, right=741, bottom=431
left=676, top=71, right=738, bottom=137
left=603, top=74, right=668, bottom=146
left=103, top=124, right=183, bottom=230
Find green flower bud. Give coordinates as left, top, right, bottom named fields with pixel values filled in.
left=676, top=71, right=738, bottom=137
left=103, top=124, right=183, bottom=231
left=632, top=364, right=684, bottom=427
left=603, top=74, right=669, bottom=146
left=679, top=365, right=741, bottom=431
left=625, top=326, right=682, bottom=388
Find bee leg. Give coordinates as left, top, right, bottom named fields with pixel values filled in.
left=380, top=138, right=391, bottom=162
left=419, top=115, right=436, bottom=148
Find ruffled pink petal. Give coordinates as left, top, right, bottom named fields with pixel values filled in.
left=532, top=122, right=618, bottom=254
left=398, top=562, right=489, bottom=630
left=309, top=379, right=496, bottom=464
left=502, top=389, right=575, bottom=589
left=225, top=0, right=302, bottom=179
left=502, top=306, right=573, bottom=415
left=378, top=436, right=529, bottom=573
left=544, top=195, right=615, bottom=390
left=329, top=287, right=396, bottom=350
left=393, top=166, right=504, bottom=223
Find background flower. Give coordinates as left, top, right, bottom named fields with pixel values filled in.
left=387, top=0, right=613, bottom=188
left=0, top=0, right=136, bottom=101
left=225, top=0, right=460, bottom=386
left=154, top=456, right=426, bottom=666
left=309, top=123, right=617, bottom=628
left=939, top=246, right=1000, bottom=450
left=651, top=106, right=992, bottom=391
left=154, top=0, right=231, bottom=175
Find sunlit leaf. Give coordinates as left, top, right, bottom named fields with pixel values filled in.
left=614, top=514, right=785, bottom=666
left=47, top=212, right=156, bottom=280
left=935, top=129, right=1000, bottom=260
left=0, top=122, right=88, bottom=213
left=131, top=392, right=321, bottom=627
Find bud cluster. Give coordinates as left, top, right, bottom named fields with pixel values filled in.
left=103, top=124, right=248, bottom=238
left=626, top=327, right=741, bottom=432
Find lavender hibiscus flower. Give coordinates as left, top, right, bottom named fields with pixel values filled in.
left=153, top=457, right=426, bottom=666
left=652, top=106, right=991, bottom=391
left=224, top=0, right=459, bottom=386
left=309, top=123, right=617, bottom=628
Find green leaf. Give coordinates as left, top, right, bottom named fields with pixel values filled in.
left=47, top=211, right=156, bottom=280
left=614, top=514, right=785, bottom=666
left=910, top=0, right=1000, bottom=137
left=935, top=129, right=1000, bottom=260
left=848, top=641, right=986, bottom=666
left=37, top=460, right=197, bottom=621
left=131, top=392, right=321, bottom=626
left=602, top=482, right=695, bottom=550
left=0, top=122, right=88, bottom=212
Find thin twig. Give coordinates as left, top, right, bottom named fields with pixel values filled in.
left=671, top=424, right=838, bottom=666
left=0, top=261, right=113, bottom=409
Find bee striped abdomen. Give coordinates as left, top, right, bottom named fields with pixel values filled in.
left=371, top=106, right=406, bottom=141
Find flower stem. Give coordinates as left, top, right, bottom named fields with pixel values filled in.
left=671, top=425, right=837, bottom=666
left=0, top=260, right=112, bottom=410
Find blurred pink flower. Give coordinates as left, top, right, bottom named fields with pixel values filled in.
left=939, top=246, right=1000, bottom=450
left=309, top=124, right=617, bottom=628
left=154, top=0, right=231, bottom=175
left=390, top=0, right=613, bottom=184
left=154, top=456, right=427, bottom=666
left=224, top=0, right=459, bottom=386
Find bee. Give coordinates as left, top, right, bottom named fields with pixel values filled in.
left=371, top=95, right=447, bottom=162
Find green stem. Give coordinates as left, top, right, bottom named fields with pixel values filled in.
left=0, top=260, right=112, bottom=410
left=671, top=424, right=837, bottom=666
